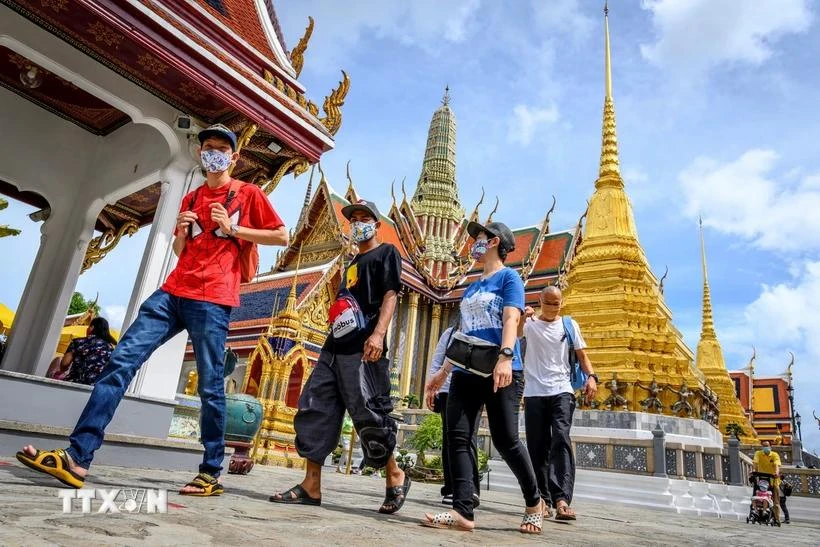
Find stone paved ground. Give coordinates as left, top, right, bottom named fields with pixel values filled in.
left=1, top=456, right=817, bottom=546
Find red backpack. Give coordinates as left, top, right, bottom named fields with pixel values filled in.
left=189, top=180, right=259, bottom=283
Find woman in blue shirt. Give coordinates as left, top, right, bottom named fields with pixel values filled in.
left=423, top=221, right=543, bottom=534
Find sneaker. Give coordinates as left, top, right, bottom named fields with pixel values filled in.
left=473, top=493, right=481, bottom=509
left=441, top=494, right=453, bottom=505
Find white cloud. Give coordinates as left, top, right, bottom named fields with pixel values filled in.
left=102, top=305, right=127, bottom=331
left=679, top=149, right=820, bottom=251
left=623, top=167, right=665, bottom=209
left=507, top=104, right=559, bottom=146
left=277, top=0, right=481, bottom=70
left=717, top=262, right=820, bottom=452
left=531, top=0, right=594, bottom=40
left=640, top=0, right=811, bottom=78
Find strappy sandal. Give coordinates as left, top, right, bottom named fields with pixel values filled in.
left=179, top=472, right=224, bottom=496
left=269, top=484, right=321, bottom=506
left=543, top=502, right=554, bottom=518
left=16, top=448, right=84, bottom=489
left=378, top=474, right=411, bottom=514
left=520, top=505, right=544, bottom=535
left=555, top=503, right=577, bottom=520
left=421, top=511, right=474, bottom=532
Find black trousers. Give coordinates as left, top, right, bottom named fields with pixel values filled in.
left=294, top=350, right=397, bottom=468
left=437, top=392, right=480, bottom=498
left=524, top=392, right=576, bottom=506
left=779, top=495, right=789, bottom=522
left=447, top=370, right=540, bottom=521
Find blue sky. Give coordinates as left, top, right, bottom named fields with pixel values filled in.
left=1, top=0, right=818, bottom=452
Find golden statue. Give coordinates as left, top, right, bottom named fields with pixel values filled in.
left=184, top=370, right=198, bottom=396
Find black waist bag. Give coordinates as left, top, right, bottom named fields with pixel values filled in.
left=444, top=331, right=499, bottom=378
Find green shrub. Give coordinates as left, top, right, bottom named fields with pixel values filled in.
left=407, top=413, right=442, bottom=465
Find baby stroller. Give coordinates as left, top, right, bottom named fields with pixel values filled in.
left=746, top=472, right=780, bottom=526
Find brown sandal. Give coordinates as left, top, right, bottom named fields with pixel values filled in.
left=555, top=503, right=577, bottom=520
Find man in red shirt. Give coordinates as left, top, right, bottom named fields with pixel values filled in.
left=17, top=124, right=287, bottom=496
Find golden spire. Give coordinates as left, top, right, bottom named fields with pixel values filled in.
left=699, top=217, right=716, bottom=340
left=285, top=245, right=303, bottom=313
left=267, top=246, right=302, bottom=337
left=598, top=1, right=621, bottom=185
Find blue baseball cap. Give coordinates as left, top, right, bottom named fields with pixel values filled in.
left=198, top=124, right=238, bottom=151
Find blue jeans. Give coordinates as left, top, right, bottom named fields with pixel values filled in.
left=66, top=290, right=231, bottom=477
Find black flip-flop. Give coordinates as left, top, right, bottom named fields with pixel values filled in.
left=269, top=484, right=321, bottom=506
left=379, top=474, right=411, bottom=514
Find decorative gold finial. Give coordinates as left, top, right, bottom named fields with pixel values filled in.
left=318, top=161, right=327, bottom=184
left=401, top=177, right=408, bottom=203
left=319, top=70, right=350, bottom=136
left=699, top=216, right=716, bottom=340
left=486, top=197, right=499, bottom=223
left=598, top=1, right=620, bottom=183
left=786, top=351, right=795, bottom=380
left=346, top=160, right=354, bottom=189
left=442, top=85, right=450, bottom=106
left=291, top=16, right=314, bottom=78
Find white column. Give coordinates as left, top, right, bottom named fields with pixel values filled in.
left=126, top=158, right=199, bottom=401
left=2, top=203, right=98, bottom=375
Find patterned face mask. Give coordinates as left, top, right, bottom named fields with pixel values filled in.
left=200, top=149, right=233, bottom=173
left=470, top=239, right=489, bottom=260
left=351, top=221, right=376, bottom=243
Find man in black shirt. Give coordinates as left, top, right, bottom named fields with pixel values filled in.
left=270, top=199, right=410, bottom=513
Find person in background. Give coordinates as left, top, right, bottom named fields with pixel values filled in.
left=779, top=473, right=792, bottom=524
left=753, top=440, right=782, bottom=523
left=518, top=285, right=597, bottom=521
left=59, top=317, right=117, bottom=386
left=425, top=326, right=481, bottom=507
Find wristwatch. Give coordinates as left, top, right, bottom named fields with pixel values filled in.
left=229, top=223, right=239, bottom=237
left=499, top=347, right=514, bottom=359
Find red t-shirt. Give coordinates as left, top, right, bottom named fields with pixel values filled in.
left=161, top=179, right=284, bottom=307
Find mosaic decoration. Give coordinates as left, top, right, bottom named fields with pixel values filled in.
left=666, top=448, right=678, bottom=476
left=703, top=454, right=716, bottom=481
left=684, top=451, right=697, bottom=478
left=576, top=443, right=607, bottom=469
left=613, top=445, right=647, bottom=472
left=807, top=474, right=820, bottom=495
left=721, top=455, right=730, bottom=484
left=782, top=473, right=802, bottom=494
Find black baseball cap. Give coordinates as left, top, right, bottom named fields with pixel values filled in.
left=467, top=221, right=516, bottom=251
left=342, top=199, right=381, bottom=221
left=198, top=124, right=238, bottom=151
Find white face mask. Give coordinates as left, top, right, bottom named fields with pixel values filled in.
left=351, top=221, right=376, bottom=243
left=200, top=149, right=233, bottom=173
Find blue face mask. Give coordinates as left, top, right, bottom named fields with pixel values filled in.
left=763, top=447, right=771, bottom=455
left=470, top=239, right=489, bottom=260
left=200, top=149, right=233, bottom=173
left=351, top=221, right=376, bottom=243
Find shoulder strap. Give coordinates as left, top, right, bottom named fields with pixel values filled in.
left=225, top=179, right=243, bottom=208
left=561, top=315, right=575, bottom=349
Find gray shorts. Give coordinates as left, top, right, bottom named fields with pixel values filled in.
left=294, top=350, right=397, bottom=468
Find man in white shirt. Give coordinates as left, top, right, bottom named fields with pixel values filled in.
left=425, top=326, right=481, bottom=507
left=518, top=286, right=597, bottom=521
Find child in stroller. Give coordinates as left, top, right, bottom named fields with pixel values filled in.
left=747, top=472, right=781, bottom=526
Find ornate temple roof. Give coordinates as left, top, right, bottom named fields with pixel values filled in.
left=2, top=1, right=345, bottom=272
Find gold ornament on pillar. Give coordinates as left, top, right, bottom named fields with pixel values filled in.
left=81, top=221, right=139, bottom=274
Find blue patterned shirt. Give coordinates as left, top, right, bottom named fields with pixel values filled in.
left=458, top=267, right=525, bottom=372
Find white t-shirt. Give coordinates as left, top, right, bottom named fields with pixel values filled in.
left=522, top=315, right=587, bottom=397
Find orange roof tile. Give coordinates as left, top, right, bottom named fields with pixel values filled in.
left=193, top=0, right=277, bottom=62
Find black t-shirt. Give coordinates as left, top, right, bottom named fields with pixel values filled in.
left=323, top=243, right=402, bottom=355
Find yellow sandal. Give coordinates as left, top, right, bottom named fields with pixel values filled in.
left=179, top=472, right=224, bottom=497
left=16, top=448, right=85, bottom=489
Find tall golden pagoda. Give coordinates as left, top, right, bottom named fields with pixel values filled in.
left=410, top=86, right=465, bottom=279
left=561, top=5, right=709, bottom=415
left=696, top=219, right=757, bottom=443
